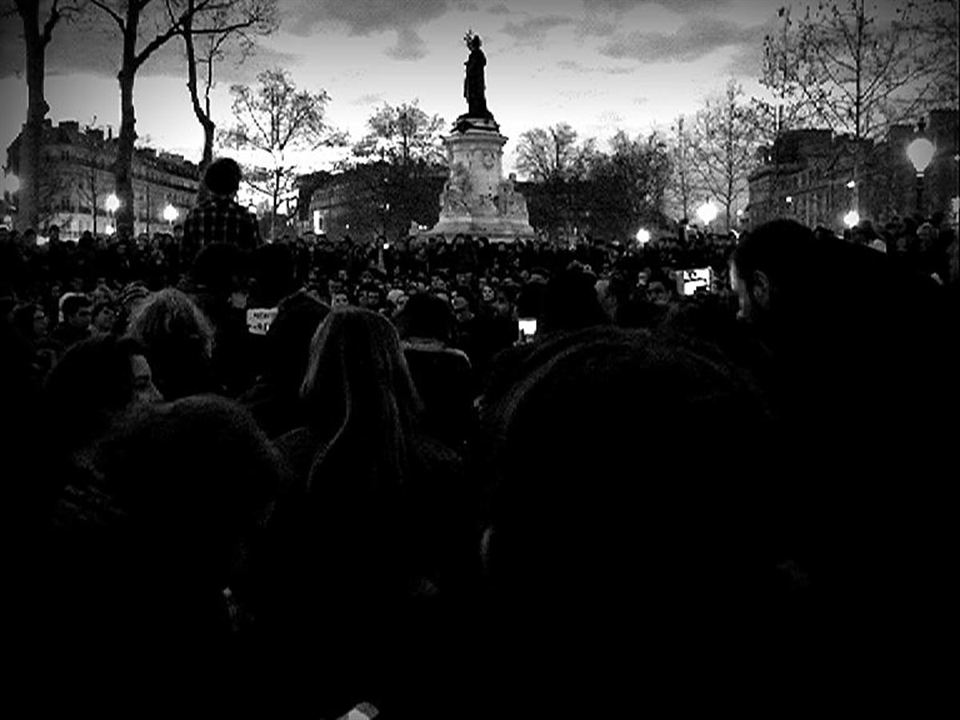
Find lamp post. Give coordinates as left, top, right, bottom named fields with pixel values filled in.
left=906, top=134, right=935, bottom=219
left=696, top=200, right=718, bottom=231
left=3, top=172, right=19, bottom=196
left=162, top=203, right=178, bottom=229
left=105, top=192, right=120, bottom=236
left=635, top=227, right=651, bottom=247
left=2, top=172, right=19, bottom=228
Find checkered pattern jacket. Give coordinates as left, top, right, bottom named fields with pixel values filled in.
left=183, top=196, right=261, bottom=252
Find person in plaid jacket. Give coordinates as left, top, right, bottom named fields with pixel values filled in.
left=182, top=158, right=261, bottom=262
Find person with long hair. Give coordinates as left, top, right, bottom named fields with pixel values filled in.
left=126, top=287, right=220, bottom=400
left=252, top=306, right=479, bottom=717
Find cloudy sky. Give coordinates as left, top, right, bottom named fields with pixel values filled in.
left=1, top=0, right=798, bottom=177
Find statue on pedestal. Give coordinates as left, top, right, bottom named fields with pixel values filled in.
left=456, top=31, right=499, bottom=133
left=464, top=33, right=490, bottom=118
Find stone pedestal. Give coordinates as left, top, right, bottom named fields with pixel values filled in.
left=424, top=122, right=535, bottom=243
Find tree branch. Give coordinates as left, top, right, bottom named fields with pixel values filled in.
left=39, top=0, right=64, bottom=47
left=89, top=0, right=125, bottom=32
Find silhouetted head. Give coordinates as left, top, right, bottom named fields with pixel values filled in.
left=396, top=293, right=455, bottom=342
left=203, top=157, right=243, bottom=197
left=264, top=291, right=329, bottom=389
left=729, top=219, right=817, bottom=329
left=301, top=306, right=421, bottom=429
left=540, top=265, right=610, bottom=335
left=300, top=306, right=422, bottom=490
left=127, top=288, right=216, bottom=400
left=44, top=334, right=162, bottom=454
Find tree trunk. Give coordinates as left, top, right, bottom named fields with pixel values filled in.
left=114, top=2, right=143, bottom=242
left=271, top=169, right=281, bottom=242
left=725, top=181, right=733, bottom=233
left=17, top=0, right=49, bottom=232
left=116, top=68, right=137, bottom=241
left=202, top=122, right=215, bottom=168
left=183, top=8, right=216, bottom=200
left=90, top=165, right=97, bottom=236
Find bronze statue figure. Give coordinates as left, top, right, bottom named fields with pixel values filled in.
left=463, top=33, right=491, bottom=119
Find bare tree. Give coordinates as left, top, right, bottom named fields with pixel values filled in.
left=352, top=101, right=445, bottom=167
left=515, top=123, right=598, bottom=241
left=898, top=0, right=959, bottom=110
left=584, top=130, right=672, bottom=241
left=515, top=123, right=596, bottom=183
left=89, top=0, right=249, bottom=240
left=178, top=0, right=278, bottom=176
left=6, top=0, right=81, bottom=231
left=689, top=80, right=761, bottom=232
left=344, top=100, right=446, bottom=239
left=760, top=0, right=938, bottom=208
left=754, top=6, right=811, bottom=211
left=219, top=68, right=345, bottom=241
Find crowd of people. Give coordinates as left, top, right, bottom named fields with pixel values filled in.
left=2, top=158, right=958, bottom=717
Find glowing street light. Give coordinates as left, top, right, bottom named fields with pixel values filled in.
left=843, top=210, right=860, bottom=228
left=105, top=193, right=120, bottom=213
left=846, top=180, right=856, bottom=189
left=696, top=200, right=718, bottom=226
left=3, top=172, right=20, bottom=194
left=907, top=135, right=935, bottom=215
left=635, top=227, right=651, bottom=246
left=907, top=137, right=935, bottom=174
left=162, top=203, right=178, bottom=224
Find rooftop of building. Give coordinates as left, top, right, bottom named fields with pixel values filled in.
left=8, top=119, right=200, bottom=179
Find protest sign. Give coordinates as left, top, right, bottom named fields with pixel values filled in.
left=246, top=307, right=278, bottom=335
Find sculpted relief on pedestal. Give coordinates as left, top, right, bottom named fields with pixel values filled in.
left=440, top=162, right=472, bottom=215
left=495, top=173, right=528, bottom=219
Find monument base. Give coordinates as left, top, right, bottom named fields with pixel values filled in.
left=453, top=114, right=500, bottom=134
left=423, top=119, right=536, bottom=244
left=423, top=218, right=536, bottom=243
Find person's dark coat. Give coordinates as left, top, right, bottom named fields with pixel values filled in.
left=238, top=291, right=329, bottom=438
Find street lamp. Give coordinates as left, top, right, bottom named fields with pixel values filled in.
left=843, top=210, right=860, bottom=229
left=635, top=228, right=651, bottom=246
left=105, top=193, right=120, bottom=235
left=906, top=136, right=935, bottom=217
left=3, top=172, right=19, bottom=195
left=162, top=203, right=178, bottom=227
left=696, top=200, right=718, bottom=226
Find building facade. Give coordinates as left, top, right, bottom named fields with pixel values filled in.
left=5, top=120, right=200, bottom=240
left=746, top=109, right=959, bottom=232
left=304, top=163, right=448, bottom=242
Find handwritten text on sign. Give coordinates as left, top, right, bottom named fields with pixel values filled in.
left=677, top=268, right=713, bottom=296
left=246, top=307, right=278, bottom=335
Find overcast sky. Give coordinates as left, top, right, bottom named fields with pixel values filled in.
left=1, top=0, right=811, bottom=177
